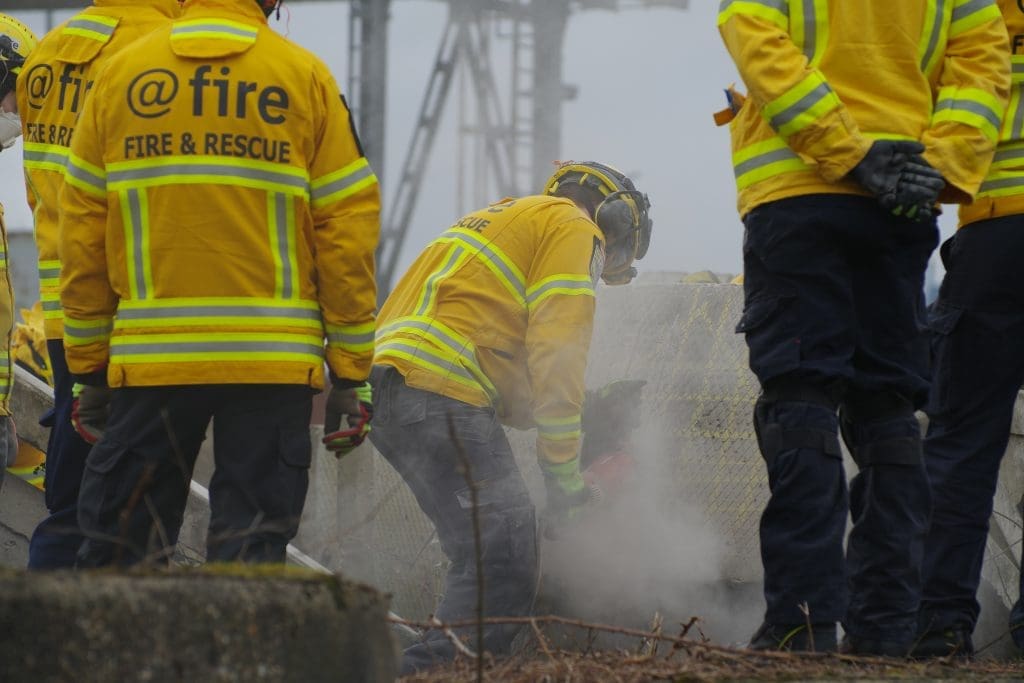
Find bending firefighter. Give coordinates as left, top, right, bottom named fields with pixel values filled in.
left=0, top=15, right=35, bottom=491
left=718, top=0, right=1008, bottom=655
left=58, top=0, right=379, bottom=567
left=18, top=0, right=181, bottom=570
left=365, top=161, right=651, bottom=674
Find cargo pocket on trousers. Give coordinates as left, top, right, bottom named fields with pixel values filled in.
left=735, top=294, right=800, bottom=379
left=279, top=425, right=312, bottom=523
left=79, top=441, right=133, bottom=523
left=925, top=302, right=964, bottom=412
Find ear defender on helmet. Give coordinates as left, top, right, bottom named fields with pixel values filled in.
left=0, top=13, right=37, bottom=102
left=544, top=161, right=652, bottom=285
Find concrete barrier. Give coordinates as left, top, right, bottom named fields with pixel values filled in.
left=0, top=567, right=397, bottom=682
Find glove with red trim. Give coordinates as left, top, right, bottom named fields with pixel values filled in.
left=322, top=381, right=373, bottom=458
left=71, top=382, right=111, bottom=444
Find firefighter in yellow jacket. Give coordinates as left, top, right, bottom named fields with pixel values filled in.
left=0, top=15, right=36, bottom=493
left=18, top=0, right=180, bottom=570
left=59, top=0, right=380, bottom=567
left=718, top=0, right=1009, bottom=655
left=919, top=0, right=1024, bottom=657
left=369, top=161, right=652, bottom=673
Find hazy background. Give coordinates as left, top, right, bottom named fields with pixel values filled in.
left=4, top=1, right=954, bottom=288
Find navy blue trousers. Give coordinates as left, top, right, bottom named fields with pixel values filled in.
left=368, top=366, right=538, bottom=675
left=28, top=339, right=93, bottom=569
left=75, top=384, right=313, bottom=567
left=917, top=216, right=1024, bottom=641
left=739, top=195, right=937, bottom=643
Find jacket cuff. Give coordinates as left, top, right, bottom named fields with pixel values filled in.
left=72, top=369, right=108, bottom=387
left=329, top=371, right=365, bottom=389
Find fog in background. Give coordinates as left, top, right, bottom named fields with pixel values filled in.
left=2, top=1, right=956, bottom=289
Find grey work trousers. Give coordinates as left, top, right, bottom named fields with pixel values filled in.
left=368, top=366, right=538, bottom=674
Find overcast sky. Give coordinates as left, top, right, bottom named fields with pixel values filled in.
left=4, top=1, right=956, bottom=282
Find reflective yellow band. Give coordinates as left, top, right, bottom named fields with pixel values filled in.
left=435, top=228, right=526, bottom=307
left=310, top=157, right=377, bottom=208
left=171, top=18, right=258, bottom=43
left=537, top=414, right=582, bottom=442
left=933, top=86, right=1004, bottom=142
left=764, top=72, right=842, bottom=138
left=326, top=320, right=376, bottom=352
left=375, top=339, right=485, bottom=395
left=109, top=332, right=325, bottom=364
left=791, top=0, right=829, bottom=68
left=978, top=170, right=1024, bottom=197
left=1013, top=56, right=1024, bottom=86
left=990, top=142, right=1024, bottom=171
left=376, top=316, right=498, bottom=401
left=717, top=0, right=788, bottom=30
left=38, top=260, right=61, bottom=282
left=121, top=188, right=152, bottom=300
left=949, top=0, right=1000, bottom=38
left=919, top=0, right=950, bottom=75
left=733, top=138, right=810, bottom=190
left=107, top=155, right=309, bottom=197
left=41, top=295, right=64, bottom=320
left=64, top=316, right=114, bottom=346
left=268, top=193, right=298, bottom=298
left=63, top=13, right=117, bottom=42
left=1005, top=86, right=1024, bottom=142
left=414, top=244, right=471, bottom=316
left=526, top=274, right=594, bottom=309
left=24, top=144, right=69, bottom=173
left=115, top=298, right=323, bottom=330
left=65, top=153, right=107, bottom=197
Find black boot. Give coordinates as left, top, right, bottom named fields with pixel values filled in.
left=839, top=634, right=913, bottom=657
left=747, top=622, right=837, bottom=652
left=909, top=627, right=974, bottom=659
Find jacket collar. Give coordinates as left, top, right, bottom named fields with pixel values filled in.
left=93, top=0, right=182, bottom=19
left=181, top=0, right=268, bottom=24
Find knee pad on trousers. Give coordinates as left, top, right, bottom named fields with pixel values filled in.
left=839, top=389, right=921, bottom=468
left=754, top=376, right=842, bottom=466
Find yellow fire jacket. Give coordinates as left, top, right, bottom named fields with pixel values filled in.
left=60, top=0, right=380, bottom=389
left=0, top=205, right=14, bottom=415
left=962, top=0, right=1024, bottom=226
left=375, top=195, right=603, bottom=468
left=19, top=0, right=181, bottom=340
left=718, top=0, right=1010, bottom=217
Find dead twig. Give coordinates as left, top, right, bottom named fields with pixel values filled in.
left=530, top=618, right=554, bottom=661
left=798, top=601, right=815, bottom=653
left=115, top=462, right=157, bottom=566
left=431, top=616, right=478, bottom=661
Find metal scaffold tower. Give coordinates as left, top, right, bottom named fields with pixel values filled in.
left=349, top=0, right=689, bottom=293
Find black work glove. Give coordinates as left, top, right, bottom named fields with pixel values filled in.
left=321, top=381, right=373, bottom=458
left=848, top=141, right=945, bottom=220
left=71, top=383, right=112, bottom=444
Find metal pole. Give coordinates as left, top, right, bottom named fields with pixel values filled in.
left=355, top=0, right=390, bottom=185
left=529, top=0, right=570, bottom=192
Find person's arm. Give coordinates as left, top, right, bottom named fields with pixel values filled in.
left=59, top=77, right=115, bottom=383
left=921, top=0, right=1010, bottom=202
left=308, top=63, right=380, bottom=384
left=526, top=217, right=600, bottom=479
left=718, top=5, right=871, bottom=181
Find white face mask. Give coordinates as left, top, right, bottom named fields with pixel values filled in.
left=0, top=111, right=21, bottom=150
